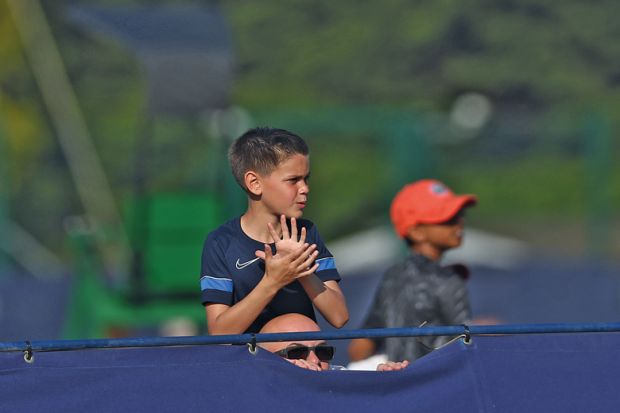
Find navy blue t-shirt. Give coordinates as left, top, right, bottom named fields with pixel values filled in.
left=200, top=217, right=340, bottom=333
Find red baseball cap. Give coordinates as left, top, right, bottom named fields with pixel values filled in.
left=390, top=179, right=477, bottom=238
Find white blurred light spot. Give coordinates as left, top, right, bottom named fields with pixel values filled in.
left=159, top=317, right=199, bottom=337
left=206, top=106, right=253, bottom=140
left=450, top=92, right=493, bottom=131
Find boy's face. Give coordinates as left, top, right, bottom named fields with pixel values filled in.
left=258, top=154, right=310, bottom=219
left=408, top=209, right=466, bottom=258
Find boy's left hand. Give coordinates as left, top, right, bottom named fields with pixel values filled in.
left=256, top=215, right=307, bottom=259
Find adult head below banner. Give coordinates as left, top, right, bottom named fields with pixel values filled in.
left=259, top=313, right=409, bottom=372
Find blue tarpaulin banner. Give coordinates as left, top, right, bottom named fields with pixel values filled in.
left=1, top=332, right=618, bottom=412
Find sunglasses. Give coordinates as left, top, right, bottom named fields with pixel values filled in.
left=275, top=344, right=335, bottom=362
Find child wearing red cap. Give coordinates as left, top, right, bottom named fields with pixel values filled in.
left=348, top=179, right=477, bottom=364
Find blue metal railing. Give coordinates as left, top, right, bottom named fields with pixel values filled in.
left=1, top=322, right=620, bottom=353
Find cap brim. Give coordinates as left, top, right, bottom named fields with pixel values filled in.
left=419, top=195, right=477, bottom=224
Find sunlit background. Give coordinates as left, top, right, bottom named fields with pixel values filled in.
left=0, top=1, right=619, bottom=363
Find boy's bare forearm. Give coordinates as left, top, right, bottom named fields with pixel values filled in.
left=207, top=279, right=279, bottom=335
left=299, top=277, right=349, bottom=328
left=208, top=243, right=322, bottom=334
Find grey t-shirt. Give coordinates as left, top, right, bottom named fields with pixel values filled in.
left=362, top=252, right=471, bottom=362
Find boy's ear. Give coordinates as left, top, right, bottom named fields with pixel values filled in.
left=244, top=171, right=262, bottom=196
left=407, top=225, right=426, bottom=243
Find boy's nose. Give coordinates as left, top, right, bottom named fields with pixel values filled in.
left=299, top=181, right=309, bottom=194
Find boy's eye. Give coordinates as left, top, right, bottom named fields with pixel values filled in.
left=286, top=176, right=309, bottom=184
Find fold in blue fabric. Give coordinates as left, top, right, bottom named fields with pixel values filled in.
left=1, top=333, right=618, bottom=412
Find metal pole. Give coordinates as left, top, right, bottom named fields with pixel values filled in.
left=2, top=321, right=620, bottom=352
left=6, top=0, right=130, bottom=276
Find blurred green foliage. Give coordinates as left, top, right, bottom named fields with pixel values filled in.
left=225, top=0, right=620, bottom=113
left=0, top=0, right=618, bottom=260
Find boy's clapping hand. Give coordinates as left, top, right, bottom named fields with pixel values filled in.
left=260, top=241, right=319, bottom=288
left=254, top=215, right=308, bottom=259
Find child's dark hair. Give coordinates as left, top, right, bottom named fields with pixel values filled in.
left=228, top=127, right=309, bottom=191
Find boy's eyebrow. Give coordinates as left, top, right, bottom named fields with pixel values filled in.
left=284, top=172, right=311, bottom=179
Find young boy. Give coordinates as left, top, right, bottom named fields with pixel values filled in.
left=348, top=179, right=476, bottom=363
left=200, top=127, right=349, bottom=334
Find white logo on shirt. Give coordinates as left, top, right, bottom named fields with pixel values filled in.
left=235, top=257, right=260, bottom=270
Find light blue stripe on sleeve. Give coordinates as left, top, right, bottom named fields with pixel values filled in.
left=316, top=257, right=336, bottom=272
left=200, top=276, right=233, bottom=292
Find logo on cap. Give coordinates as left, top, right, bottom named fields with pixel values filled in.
left=430, top=182, right=448, bottom=195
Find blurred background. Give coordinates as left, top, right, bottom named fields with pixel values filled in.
left=0, top=0, right=619, bottom=363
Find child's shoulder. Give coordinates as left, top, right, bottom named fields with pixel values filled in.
left=205, top=216, right=242, bottom=243
left=296, top=217, right=316, bottom=230
left=297, top=218, right=331, bottom=245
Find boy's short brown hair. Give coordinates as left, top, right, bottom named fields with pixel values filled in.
left=228, top=127, right=309, bottom=191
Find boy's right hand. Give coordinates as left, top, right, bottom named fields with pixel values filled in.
left=259, top=241, right=319, bottom=289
